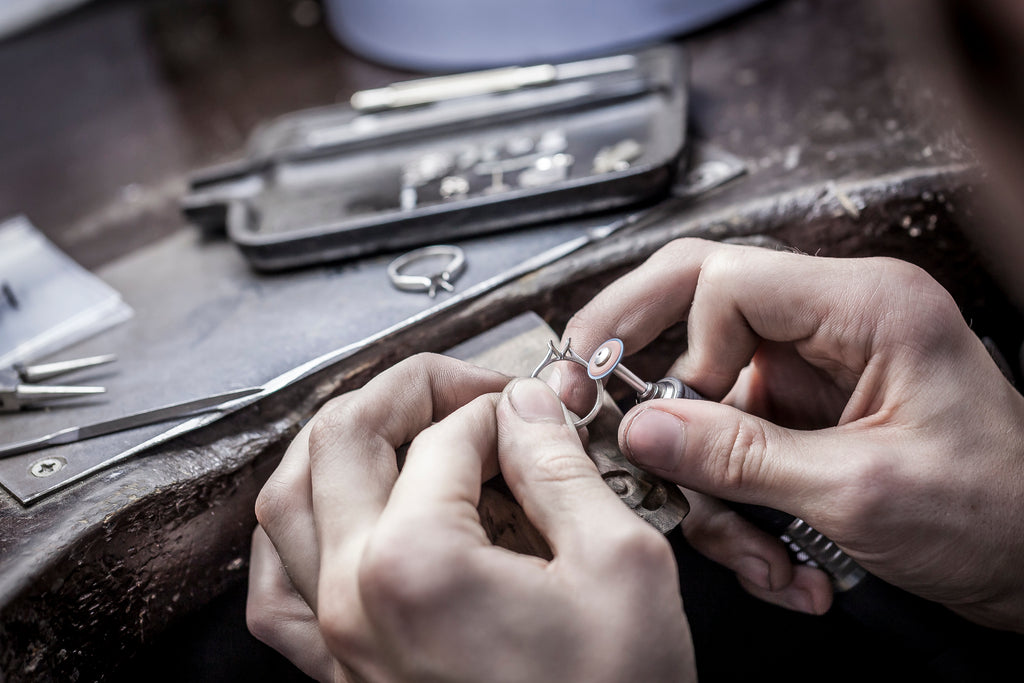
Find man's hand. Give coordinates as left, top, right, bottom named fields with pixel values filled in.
left=561, top=237, right=1024, bottom=632
left=247, top=354, right=696, bottom=682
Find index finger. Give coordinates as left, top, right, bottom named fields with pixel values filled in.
left=559, top=238, right=719, bottom=413
left=377, top=394, right=501, bottom=548
left=308, top=355, right=507, bottom=570
left=560, top=237, right=912, bottom=406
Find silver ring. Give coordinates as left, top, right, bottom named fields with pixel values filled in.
left=530, top=339, right=606, bottom=429
left=387, top=245, right=466, bottom=297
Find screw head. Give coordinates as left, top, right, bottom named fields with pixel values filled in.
left=30, top=457, right=65, bottom=477
left=593, top=346, right=612, bottom=367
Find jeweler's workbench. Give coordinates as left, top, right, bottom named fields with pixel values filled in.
left=1, top=1, right=1022, bottom=681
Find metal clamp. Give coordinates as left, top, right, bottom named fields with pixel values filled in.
left=387, top=245, right=466, bottom=298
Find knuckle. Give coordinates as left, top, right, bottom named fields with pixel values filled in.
left=306, top=394, right=387, bottom=462
left=596, top=524, right=677, bottom=579
left=652, top=237, right=707, bottom=265
left=565, top=301, right=617, bottom=341
left=254, top=477, right=294, bottom=531
left=830, top=450, right=899, bottom=521
left=357, top=528, right=463, bottom=616
left=810, top=450, right=903, bottom=543
left=871, top=256, right=931, bottom=289
left=529, top=444, right=598, bottom=487
left=308, top=354, right=482, bottom=448
left=564, top=306, right=596, bottom=334
left=306, top=396, right=357, bottom=455
left=696, top=249, right=742, bottom=286
left=389, top=352, right=468, bottom=401
left=682, top=505, right=733, bottom=548
left=619, top=525, right=676, bottom=568
left=245, top=600, right=279, bottom=646
left=868, top=258, right=960, bottom=327
left=316, top=586, right=364, bottom=657
left=245, top=556, right=312, bottom=649
left=403, top=350, right=446, bottom=367
left=390, top=352, right=446, bottom=380
left=712, top=417, right=770, bottom=493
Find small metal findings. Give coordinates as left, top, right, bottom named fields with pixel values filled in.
left=387, top=245, right=466, bottom=298
left=456, top=146, right=481, bottom=170
left=479, top=143, right=500, bottom=162
left=401, top=151, right=455, bottom=209
left=518, top=153, right=574, bottom=188
left=592, top=138, right=643, bottom=174
left=530, top=339, right=605, bottom=428
left=505, top=135, right=535, bottom=156
left=400, top=187, right=418, bottom=211
left=402, top=151, right=453, bottom=187
left=482, top=170, right=510, bottom=195
left=439, top=175, right=470, bottom=200
left=537, top=129, right=568, bottom=154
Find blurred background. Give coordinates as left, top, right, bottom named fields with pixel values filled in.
left=3, top=1, right=1024, bottom=681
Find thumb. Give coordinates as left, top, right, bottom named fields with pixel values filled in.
left=619, top=400, right=843, bottom=519
left=496, top=378, right=640, bottom=558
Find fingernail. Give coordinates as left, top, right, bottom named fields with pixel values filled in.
left=735, top=556, right=773, bottom=591
left=623, top=408, right=686, bottom=473
left=781, top=588, right=820, bottom=615
left=543, top=367, right=561, bottom=394
left=507, top=378, right=567, bottom=424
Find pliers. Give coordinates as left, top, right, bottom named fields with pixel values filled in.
left=0, top=354, right=115, bottom=412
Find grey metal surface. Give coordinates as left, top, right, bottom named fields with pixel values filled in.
left=0, top=211, right=632, bottom=503
left=0, top=386, right=262, bottom=459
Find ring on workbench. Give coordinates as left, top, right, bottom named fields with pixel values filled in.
left=387, top=244, right=466, bottom=298
left=530, top=339, right=605, bottom=429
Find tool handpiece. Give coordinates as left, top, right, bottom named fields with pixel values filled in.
left=584, top=337, right=866, bottom=590
left=585, top=337, right=1007, bottom=666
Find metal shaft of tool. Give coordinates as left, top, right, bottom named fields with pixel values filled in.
left=0, top=386, right=263, bottom=459
left=15, top=384, right=105, bottom=402
left=16, top=354, right=117, bottom=383
left=610, top=362, right=653, bottom=395
left=593, top=341, right=705, bottom=403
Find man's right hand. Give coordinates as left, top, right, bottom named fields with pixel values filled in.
left=561, top=237, right=1024, bottom=632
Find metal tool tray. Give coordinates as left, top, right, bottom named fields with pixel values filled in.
left=182, top=44, right=688, bottom=270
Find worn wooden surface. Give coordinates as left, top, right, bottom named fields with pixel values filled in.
left=3, top=167, right=1019, bottom=682
left=1, top=1, right=1024, bottom=680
